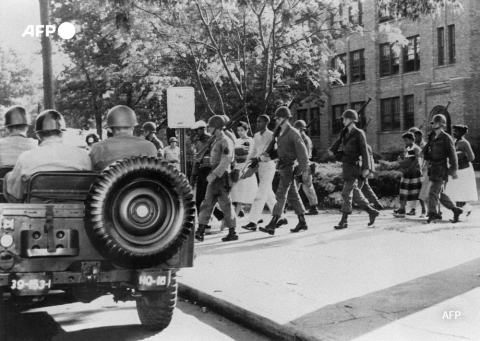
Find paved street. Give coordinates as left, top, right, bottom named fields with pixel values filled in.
left=3, top=295, right=272, bottom=341
left=180, top=205, right=480, bottom=341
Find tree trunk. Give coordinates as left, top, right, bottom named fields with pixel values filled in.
left=39, top=0, right=55, bottom=109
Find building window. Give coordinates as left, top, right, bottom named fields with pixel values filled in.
left=378, top=4, right=393, bottom=22
left=448, top=25, right=455, bottom=64
left=331, top=54, right=347, bottom=85
left=352, top=101, right=367, bottom=130
left=380, top=43, right=400, bottom=77
left=437, top=27, right=445, bottom=66
left=331, top=3, right=347, bottom=27
left=297, top=108, right=321, bottom=136
left=381, top=97, right=400, bottom=131
left=404, top=36, right=420, bottom=73
left=349, top=0, right=363, bottom=26
left=404, top=95, right=415, bottom=129
left=350, top=49, right=365, bottom=82
left=332, top=104, right=347, bottom=134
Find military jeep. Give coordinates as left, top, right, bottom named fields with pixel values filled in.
left=0, top=156, right=195, bottom=336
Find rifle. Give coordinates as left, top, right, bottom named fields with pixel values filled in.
left=422, top=101, right=451, bottom=161
left=190, top=105, right=249, bottom=183
left=305, top=110, right=323, bottom=129
left=329, top=97, right=372, bottom=156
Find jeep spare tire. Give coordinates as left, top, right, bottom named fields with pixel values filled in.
left=85, top=156, right=195, bottom=268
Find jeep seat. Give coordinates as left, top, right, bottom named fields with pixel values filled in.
left=24, top=171, right=99, bottom=203
left=0, top=166, right=14, bottom=203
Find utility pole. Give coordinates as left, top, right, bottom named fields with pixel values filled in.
left=39, top=0, right=55, bottom=109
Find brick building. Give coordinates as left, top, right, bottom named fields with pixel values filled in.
left=291, top=0, right=480, bottom=160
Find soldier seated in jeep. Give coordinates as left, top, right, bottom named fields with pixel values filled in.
left=89, top=105, right=157, bottom=171
left=3, top=110, right=92, bottom=203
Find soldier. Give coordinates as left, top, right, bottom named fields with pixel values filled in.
left=3, top=110, right=92, bottom=203
left=0, top=106, right=37, bottom=166
left=328, top=109, right=379, bottom=229
left=142, top=121, right=164, bottom=156
left=195, top=115, right=237, bottom=242
left=90, top=106, right=157, bottom=171
left=293, top=119, right=319, bottom=215
left=258, top=107, right=310, bottom=235
left=164, top=137, right=180, bottom=169
left=424, top=114, right=463, bottom=223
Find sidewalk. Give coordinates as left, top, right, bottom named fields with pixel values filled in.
left=178, top=208, right=480, bottom=341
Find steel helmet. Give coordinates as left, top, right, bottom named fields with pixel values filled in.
left=294, top=120, right=307, bottom=130
left=86, top=133, right=100, bottom=144
left=106, top=105, right=138, bottom=128
left=342, top=109, right=358, bottom=122
left=169, top=137, right=178, bottom=143
left=142, top=121, right=156, bottom=132
left=35, top=110, right=67, bottom=132
left=4, top=106, right=29, bottom=127
left=431, top=114, right=447, bottom=126
left=274, top=106, right=292, bottom=118
left=190, top=120, right=207, bottom=130
left=208, top=115, right=226, bottom=129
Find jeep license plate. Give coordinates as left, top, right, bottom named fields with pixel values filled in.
left=136, top=270, right=170, bottom=291
left=9, top=273, right=52, bottom=296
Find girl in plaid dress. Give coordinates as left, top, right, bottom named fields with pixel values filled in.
left=394, top=133, right=423, bottom=218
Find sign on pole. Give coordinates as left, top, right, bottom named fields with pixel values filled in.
left=167, top=87, right=195, bottom=128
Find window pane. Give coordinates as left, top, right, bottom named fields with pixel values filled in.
left=309, top=107, right=320, bottom=136
left=393, top=97, right=400, bottom=129
left=448, top=25, right=455, bottom=64
left=404, top=95, right=415, bottom=129
left=438, top=27, right=445, bottom=66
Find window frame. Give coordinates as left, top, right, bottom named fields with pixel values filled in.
left=332, top=104, right=347, bottom=134
left=331, top=53, right=348, bottom=85
left=437, top=27, right=445, bottom=66
left=403, top=35, right=420, bottom=73
left=380, top=43, right=400, bottom=77
left=380, top=97, right=401, bottom=131
left=351, top=101, right=367, bottom=129
left=404, top=95, right=415, bottom=129
left=448, top=24, right=456, bottom=64
left=350, top=49, right=365, bottom=82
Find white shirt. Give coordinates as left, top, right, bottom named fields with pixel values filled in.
left=247, top=129, right=273, bottom=161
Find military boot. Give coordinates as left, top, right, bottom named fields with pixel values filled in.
left=305, top=206, right=319, bottom=215
left=195, top=224, right=208, bottom=242
left=334, top=212, right=350, bottom=230
left=365, top=205, right=380, bottom=226
left=222, top=228, right=239, bottom=242
left=290, top=214, right=308, bottom=233
left=450, top=207, right=463, bottom=223
left=259, top=216, right=279, bottom=235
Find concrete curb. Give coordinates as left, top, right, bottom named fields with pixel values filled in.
left=178, top=282, right=320, bottom=341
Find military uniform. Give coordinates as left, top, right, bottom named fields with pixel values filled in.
left=198, top=132, right=236, bottom=228
left=336, top=126, right=373, bottom=213
left=0, top=134, right=37, bottom=166
left=297, top=132, right=318, bottom=208
left=145, top=133, right=164, bottom=155
left=164, top=145, right=180, bottom=169
left=272, top=125, right=309, bottom=216
left=90, top=135, right=157, bottom=171
left=4, top=140, right=92, bottom=202
left=426, top=130, right=458, bottom=215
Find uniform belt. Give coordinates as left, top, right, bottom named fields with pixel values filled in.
left=429, top=159, right=447, bottom=165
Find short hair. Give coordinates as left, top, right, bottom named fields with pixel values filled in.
left=237, top=121, right=249, bottom=131
left=36, top=130, right=63, bottom=140
left=402, top=132, right=414, bottom=140
left=452, top=124, right=468, bottom=136
left=414, top=130, right=423, bottom=137
left=258, top=115, right=270, bottom=124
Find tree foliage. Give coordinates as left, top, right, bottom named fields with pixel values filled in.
left=50, top=0, right=463, bottom=132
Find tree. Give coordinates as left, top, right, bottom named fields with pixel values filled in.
left=0, top=47, right=35, bottom=108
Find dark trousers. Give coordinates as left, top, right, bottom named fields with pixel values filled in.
left=361, top=178, right=380, bottom=205
left=273, top=165, right=305, bottom=216
left=196, top=167, right=224, bottom=221
left=341, top=163, right=370, bottom=213
left=428, top=179, right=455, bottom=214
left=198, top=174, right=236, bottom=228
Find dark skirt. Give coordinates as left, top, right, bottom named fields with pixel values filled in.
left=399, top=170, right=422, bottom=201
